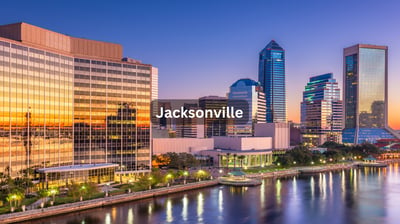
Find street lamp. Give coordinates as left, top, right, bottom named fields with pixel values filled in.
left=105, top=183, right=110, bottom=196
left=49, top=189, right=58, bottom=205
left=166, top=174, right=172, bottom=187
left=183, top=171, right=189, bottom=184
left=80, top=186, right=86, bottom=201
left=148, top=176, right=153, bottom=190
left=10, top=194, right=17, bottom=212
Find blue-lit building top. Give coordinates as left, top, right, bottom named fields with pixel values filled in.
left=227, top=78, right=266, bottom=136
left=301, top=73, right=342, bottom=146
left=342, top=44, right=398, bottom=144
left=258, top=40, right=286, bottom=123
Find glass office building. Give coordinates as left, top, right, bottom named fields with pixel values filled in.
left=258, top=40, right=287, bottom=123
left=342, top=44, right=397, bottom=143
left=227, top=78, right=266, bottom=136
left=301, top=73, right=342, bottom=146
left=73, top=58, right=152, bottom=175
left=0, top=22, right=153, bottom=183
left=199, top=96, right=227, bottom=138
left=0, top=38, right=74, bottom=177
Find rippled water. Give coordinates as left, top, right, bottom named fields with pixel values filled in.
left=24, top=163, right=400, bottom=224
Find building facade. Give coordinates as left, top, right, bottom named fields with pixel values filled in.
left=258, top=40, right=287, bottom=123
left=199, top=96, right=227, bottom=138
left=342, top=44, right=398, bottom=144
left=227, top=78, right=266, bottom=136
left=254, top=123, right=290, bottom=149
left=0, top=34, right=74, bottom=177
left=0, top=22, right=153, bottom=183
left=300, top=73, right=343, bottom=146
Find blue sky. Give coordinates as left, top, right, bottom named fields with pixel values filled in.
left=2, top=0, right=400, bottom=127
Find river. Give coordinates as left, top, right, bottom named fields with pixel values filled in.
left=23, top=163, right=400, bottom=224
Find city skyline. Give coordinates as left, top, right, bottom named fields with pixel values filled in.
left=1, top=1, right=400, bottom=129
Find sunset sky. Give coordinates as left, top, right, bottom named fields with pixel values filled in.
left=2, top=0, right=400, bottom=129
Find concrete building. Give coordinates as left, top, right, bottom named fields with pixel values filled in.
left=201, top=136, right=273, bottom=168
left=152, top=138, right=214, bottom=155
left=289, top=121, right=302, bottom=146
left=0, top=22, right=153, bottom=186
left=254, top=123, right=290, bottom=149
left=213, top=136, right=272, bottom=150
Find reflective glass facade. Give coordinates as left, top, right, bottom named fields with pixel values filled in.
left=74, top=59, right=152, bottom=172
left=199, top=96, right=227, bottom=138
left=0, top=23, right=153, bottom=181
left=0, top=40, right=74, bottom=176
left=343, top=44, right=396, bottom=143
left=227, top=78, right=266, bottom=136
left=258, top=40, right=286, bottom=123
left=300, top=73, right=342, bottom=146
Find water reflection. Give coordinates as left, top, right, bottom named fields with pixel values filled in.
left=127, top=208, right=133, bottom=224
left=197, top=192, right=204, bottom=223
left=25, top=164, right=400, bottom=224
left=182, top=194, right=188, bottom=221
left=166, top=198, right=173, bottom=223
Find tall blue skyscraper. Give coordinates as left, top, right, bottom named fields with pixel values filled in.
left=301, top=73, right=343, bottom=146
left=342, top=44, right=399, bottom=144
left=258, top=40, right=286, bottom=123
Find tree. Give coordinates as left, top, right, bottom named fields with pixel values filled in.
left=82, top=182, right=98, bottom=199
left=194, top=170, right=210, bottom=181
left=226, top=153, right=231, bottom=169
left=37, top=189, right=49, bottom=205
left=233, top=154, right=237, bottom=169
left=161, top=152, right=199, bottom=169
left=67, top=182, right=81, bottom=202
left=7, top=189, right=24, bottom=210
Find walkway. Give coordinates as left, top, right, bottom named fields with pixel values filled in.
left=0, top=180, right=219, bottom=224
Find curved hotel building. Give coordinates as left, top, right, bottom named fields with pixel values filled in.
left=0, top=22, right=154, bottom=186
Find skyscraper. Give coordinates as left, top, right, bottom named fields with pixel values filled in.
left=258, top=40, right=287, bottom=123
left=342, top=44, right=399, bottom=144
left=301, top=73, right=343, bottom=146
left=227, top=78, right=266, bottom=136
left=0, top=22, right=153, bottom=185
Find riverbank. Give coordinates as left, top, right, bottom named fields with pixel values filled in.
left=0, top=180, right=219, bottom=224
left=0, top=162, right=370, bottom=223
left=296, top=163, right=355, bottom=174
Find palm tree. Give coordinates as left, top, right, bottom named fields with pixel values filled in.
left=233, top=154, right=237, bottom=169
left=7, top=189, right=24, bottom=211
left=238, top=155, right=246, bottom=168
left=226, top=153, right=231, bottom=170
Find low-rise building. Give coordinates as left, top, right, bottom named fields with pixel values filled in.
left=254, top=123, right=290, bottom=149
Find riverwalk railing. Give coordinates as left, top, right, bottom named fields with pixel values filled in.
left=0, top=179, right=219, bottom=224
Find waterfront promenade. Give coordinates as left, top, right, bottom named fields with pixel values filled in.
left=0, top=163, right=357, bottom=223
left=0, top=180, right=219, bottom=224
